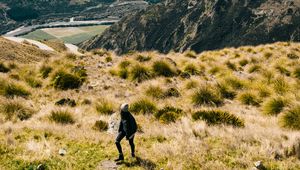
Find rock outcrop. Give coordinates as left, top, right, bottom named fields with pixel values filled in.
left=81, top=0, right=300, bottom=54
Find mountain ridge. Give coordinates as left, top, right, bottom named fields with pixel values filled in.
left=81, top=0, right=300, bottom=54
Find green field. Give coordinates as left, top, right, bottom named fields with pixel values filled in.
left=21, top=25, right=109, bottom=44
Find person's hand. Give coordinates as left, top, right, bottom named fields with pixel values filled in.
left=129, top=134, right=135, bottom=139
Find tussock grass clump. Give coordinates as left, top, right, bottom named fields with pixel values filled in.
left=287, top=53, right=299, bottom=59
left=191, top=85, right=223, bottom=107
left=145, top=85, right=164, bottom=99
left=51, top=70, right=83, bottom=90
left=225, top=61, right=237, bottom=71
left=118, top=68, right=129, bottom=79
left=92, top=49, right=109, bottom=56
left=95, top=99, right=115, bottom=115
left=238, top=91, right=260, bottom=106
left=163, top=87, right=181, bottom=98
left=248, top=64, right=261, bottom=73
left=216, top=82, right=236, bottom=99
left=293, top=67, right=300, bottom=79
left=280, top=105, right=300, bottom=130
left=39, top=65, right=53, bottom=78
left=275, top=65, right=290, bottom=76
left=185, top=80, right=199, bottom=89
left=93, top=120, right=108, bottom=132
left=64, top=53, right=77, bottom=60
left=130, top=98, right=157, bottom=114
left=184, top=64, right=200, bottom=75
left=0, top=80, right=30, bottom=98
left=135, top=55, right=151, bottom=62
left=209, top=66, right=222, bottom=75
left=239, top=59, right=249, bottom=67
left=272, top=76, right=289, bottom=94
left=105, top=56, right=112, bottom=62
left=152, top=60, right=177, bottom=77
left=130, top=64, right=152, bottom=82
left=0, top=100, right=34, bottom=121
left=263, top=52, right=273, bottom=59
left=192, top=110, right=245, bottom=127
left=25, top=77, right=42, bottom=88
left=185, top=51, right=197, bottom=58
left=262, top=97, right=288, bottom=115
left=72, top=66, right=88, bottom=82
left=223, top=76, right=246, bottom=90
left=0, top=63, right=10, bottom=73
left=154, top=106, right=183, bottom=124
left=118, top=60, right=131, bottom=69
left=49, top=110, right=75, bottom=124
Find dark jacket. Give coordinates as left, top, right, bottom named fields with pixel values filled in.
left=118, top=111, right=137, bottom=138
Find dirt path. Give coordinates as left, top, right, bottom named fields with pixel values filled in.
left=3, top=36, right=55, bottom=51
left=97, top=160, right=118, bottom=170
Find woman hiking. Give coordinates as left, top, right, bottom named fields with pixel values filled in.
left=115, top=103, right=137, bottom=161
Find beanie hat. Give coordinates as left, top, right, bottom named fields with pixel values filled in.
left=120, top=103, right=129, bottom=112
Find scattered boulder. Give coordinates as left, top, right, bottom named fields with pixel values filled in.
left=59, top=148, right=67, bottom=156
left=254, top=161, right=267, bottom=170
left=55, top=98, right=76, bottom=107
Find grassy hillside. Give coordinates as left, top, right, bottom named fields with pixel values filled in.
left=0, top=41, right=300, bottom=169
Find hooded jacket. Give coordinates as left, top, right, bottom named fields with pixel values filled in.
left=118, top=111, right=137, bottom=138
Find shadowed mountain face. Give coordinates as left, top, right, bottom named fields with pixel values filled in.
left=81, top=0, right=300, bottom=54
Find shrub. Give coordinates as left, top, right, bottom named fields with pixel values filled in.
left=293, top=67, right=300, bottom=79
left=280, top=106, right=300, bottom=130
left=49, top=110, right=75, bottom=124
left=272, top=76, right=289, bottom=94
left=185, top=51, right=197, bottom=58
left=0, top=63, right=10, bottom=73
left=39, top=65, right=52, bottom=78
left=154, top=106, right=183, bottom=124
left=191, top=86, right=223, bottom=107
left=93, top=120, right=108, bottom=131
left=152, top=60, right=176, bottom=77
left=0, top=100, right=34, bottom=121
left=0, top=80, right=30, bottom=98
left=192, top=110, right=245, bottom=127
left=262, top=97, right=287, bottom=115
left=238, top=91, right=260, bottom=106
left=135, top=55, right=151, bottom=62
left=51, top=70, right=82, bottom=90
left=130, top=98, right=157, bottom=114
left=216, top=82, right=236, bottom=99
left=184, top=64, right=200, bottom=75
left=25, top=77, right=42, bottom=88
left=95, top=99, right=114, bottom=115
left=145, top=85, right=164, bottom=99
left=130, top=64, right=152, bottom=82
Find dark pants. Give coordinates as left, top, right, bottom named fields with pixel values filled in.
left=115, top=132, right=135, bottom=155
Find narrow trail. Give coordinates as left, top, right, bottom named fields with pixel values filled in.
left=3, top=36, right=55, bottom=51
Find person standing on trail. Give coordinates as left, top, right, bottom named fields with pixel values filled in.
left=115, top=103, right=137, bottom=161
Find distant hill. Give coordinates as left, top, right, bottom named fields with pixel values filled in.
left=81, top=0, right=300, bottom=54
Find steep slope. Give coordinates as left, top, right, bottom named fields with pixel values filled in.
left=81, top=0, right=300, bottom=54
left=0, top=37, right=53, bottom=63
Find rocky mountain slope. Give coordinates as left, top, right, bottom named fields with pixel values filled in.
left=81, top=0, right=300, bottom=54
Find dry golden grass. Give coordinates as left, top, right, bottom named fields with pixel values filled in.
left=0, top=41, right=300, bottom=169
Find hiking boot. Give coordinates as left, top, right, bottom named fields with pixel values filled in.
left=114, top=154, right=124, bottom=161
